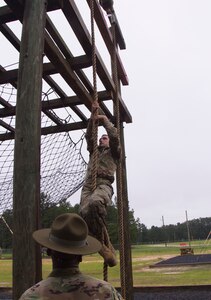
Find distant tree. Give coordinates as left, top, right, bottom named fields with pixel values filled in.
left=106, top=204, right=142, bottom=245
left=165, top=224, right=177, bottom=242
left=0, top=193, right=143, bottom=249
left=137, top=222, right=148, bottom=243
left=189, top=218, right=211, bottom=240
left=107, top=203, right=119, bottom=244
left=148, top=226, right=162, bottom=243
left=40, top=192, right=78, bottom=228
left=4, top=192, right=211, bottom=248
left=0, top=209, right=13, bottom=248
left=128, top=209, right=140, bottom=243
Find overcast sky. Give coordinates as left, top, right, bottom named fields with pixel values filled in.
left=114, top=0, right=211, bottom=228
left=1, top=1, right=211, bottom=229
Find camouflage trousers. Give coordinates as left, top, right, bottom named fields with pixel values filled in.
left=79, top=184, right=113, bottom=243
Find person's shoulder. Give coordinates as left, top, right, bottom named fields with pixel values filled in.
left=20, top=275, right=123, bottom=300
left=79, top=275, right=123, bottom=298
left=19, top=280, right=46, bottom=300
left=79, top=274, right=109, bottom=289
left=79, top=273, right=108, bottom=284
left=19, top=278, right=54, bottom=299
left=19, top=284, right=40, bottom=299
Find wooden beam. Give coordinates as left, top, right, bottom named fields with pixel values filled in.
left=62, top=0, right=116, bottom=92
left=12, top=0, right=46, bottom=297
left=86, top=0, right=128, bottom=85
left=0, top=121, right=88, bottom=141
left=61, top=0, right=132, bottom=123
left=117, top=124, right=134, bottom=300
left=0, top=4, right=93, bottom=122
left=44, top=17, right=117, bottom=123
left=45, top=15, right=94, bottom=94
left=108, top=11, right=126, bottom=50
left=0, top=106, right=15, bottom=117
left=0, top=91, right=111, bottom=118
left=0, top=119, right=15, bottom=132
left=43, top=75, right=88, bottom=122
left=0, top=101, right=130, bottom=128
left=1, top=1, right=61, bottom=24
left=2, top=0, right=132, bottom=123
left=41, top=121, right=87, bottom=135
left=0, top=131, right=14, bottom=141
left=43, top=110, right=63, bottom=126
left=44, top=31, right=93, bottom=109
left=0, top=56, right=92, bottom=84
left=0, top=118, right=122, bottom=141
left=0, top=67, right=18, bottom=84
left=0, top=66, right=63, bottom=126
left=3, top=0, right=23, bottom=20
left=0, top=20, right=93, bottom=84
left=0, top=65, right=63, bottom=126
left=0, top=96, right=13, bottom=107
left=0, top=5, right=17, bottom=24
left=0, top=20, right=91, bottom=124
left=0, top=23, right=20, bottom=51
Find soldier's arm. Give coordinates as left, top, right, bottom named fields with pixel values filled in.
left=85, top=104, right=100, bottom=153
left=85, top=117, right=94, bottom=154
left=98, top=115, right=121, bottom=160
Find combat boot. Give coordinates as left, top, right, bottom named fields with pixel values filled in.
left=99, top=242, right=117, bottom=267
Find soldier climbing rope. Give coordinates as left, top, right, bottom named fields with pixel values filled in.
left=79, top=0, right=126, bottom=288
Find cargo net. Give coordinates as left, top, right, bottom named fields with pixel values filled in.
left=0, top=82, right=87, bottom=216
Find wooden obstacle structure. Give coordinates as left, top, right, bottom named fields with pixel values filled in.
left=0, top=1, right=133, bottom=299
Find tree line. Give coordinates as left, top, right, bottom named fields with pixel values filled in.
left=1, top=193, right=211, bottom=248
left=0, top=193, right=140, bottom=249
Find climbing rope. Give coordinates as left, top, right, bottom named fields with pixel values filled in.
left=90, top=0, right=99, bottom=193
left=110, top=16, right=127, bottom=300
left=90, top=0, right=128, bottom=289
left=0, top=215, right=13, bottom=234
left=90, top=0, right=108, bottom=281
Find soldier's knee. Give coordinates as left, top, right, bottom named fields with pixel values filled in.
left=89, top=201, right=107, bottom=217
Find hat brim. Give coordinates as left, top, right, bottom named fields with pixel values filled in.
left=33, top=228, right=102, bottom=255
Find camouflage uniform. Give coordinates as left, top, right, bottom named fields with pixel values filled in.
left=80, top=117, right=121, bottom=243
left=19, top=267, right=123, bottom=299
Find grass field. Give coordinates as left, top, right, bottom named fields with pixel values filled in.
left=1, top=241, right=211, bottom=288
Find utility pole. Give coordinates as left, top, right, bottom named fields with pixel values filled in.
left=162, top=215, right=167, bottom=247
left=185, top=210, right=191, bottom=247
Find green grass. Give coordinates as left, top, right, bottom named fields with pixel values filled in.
left=0, top=260, right=12, bottom=287
left=1, top=241, right=211, bottom=288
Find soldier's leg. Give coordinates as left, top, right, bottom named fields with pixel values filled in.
left=80, top=185, right=117, bottom=267
left=99, top=222, right=117, bottom=267
left=80, top=185, right=111, bottom=240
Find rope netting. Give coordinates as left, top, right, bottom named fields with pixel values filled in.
left=0, top=80, right=87, bottom=216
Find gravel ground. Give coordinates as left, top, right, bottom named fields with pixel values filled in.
left=0, top=289, right=12, bottom=300
left=133, top=286, right=211, bottom=300
left=2, top=255, right=211, bottom=300
left=153, top=254, right=211, bottom=267
left=2, top=287, right=211, bottom=300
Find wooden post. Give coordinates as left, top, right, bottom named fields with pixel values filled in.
left=110, top=15, right=133, bottom=299
left=120, top=123, right=134, bottom=300
left=13, top=1, right=47, bottom=299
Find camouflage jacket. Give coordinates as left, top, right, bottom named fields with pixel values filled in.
left=19, top=267, right=123, bottom=300
left=83, top=118, right=121, bottom=187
